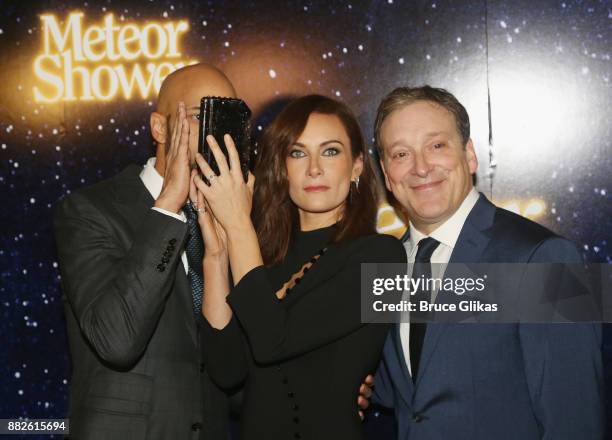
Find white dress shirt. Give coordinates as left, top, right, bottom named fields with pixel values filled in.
left=140, top=157, right=189, bottom=274
left=400, top=188, right=480, bottom=376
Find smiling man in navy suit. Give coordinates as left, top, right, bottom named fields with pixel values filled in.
left=372, top=86, right=603, bottom=440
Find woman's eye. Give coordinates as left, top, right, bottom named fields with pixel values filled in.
left=322, top=147, right=340, bottom=156
left=393, top=151, right=408, bottom=160
left=433, top=142, right=444, bottom=149
left=289, top=149, right=306, bottom=158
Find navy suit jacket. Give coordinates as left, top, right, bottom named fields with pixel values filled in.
left=374, top=193, right=603, bottom=440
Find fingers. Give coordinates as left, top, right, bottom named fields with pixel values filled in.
left=169, top=102, right=182, bottom=156
left=357, top=378, right=372, bottom=415
left=358, top=410, right=364, bottom=421
left=206, top=135, right=230, bottom=176
left=193, top=178, right=212, bottom=230
left=177, top=104, right=189, bottom=158
left=193, top=156, right=217, bottom=199
left=359, top=383, right=373, bottom=399
left=194, top=153, right=217, bottom=185
left=197, top=186, right=206, bottom=210
left=189, top=169, right=198, bottom=205
left=246, top=171, right=255, bottom=191
left=193, top=173, right=211, bottom=197
left=357, top=395, right=370, bottom=411
left=199, top=192, right=212, bottom=224
left=223, top=134, right=241, bottom=177
left=199, top=200, right=214, bottom=231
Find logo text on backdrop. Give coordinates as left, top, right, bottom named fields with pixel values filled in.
left=33, top=12, right=194, bottom=102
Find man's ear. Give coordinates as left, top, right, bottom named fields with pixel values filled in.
left=150, top=112, right=167, bottom=145
left=379, top=158, right=392, bottom=192
left=465, top=138, right=478, bottom=175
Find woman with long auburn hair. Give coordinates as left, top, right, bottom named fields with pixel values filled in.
left=252, top=95, right=380, bottom=264
left=189, top=94, right=406, bottom=439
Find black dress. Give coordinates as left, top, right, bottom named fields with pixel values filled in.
left=202, top=226, right=406, bottom=440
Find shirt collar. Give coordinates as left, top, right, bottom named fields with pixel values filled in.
left=408, top=187, right=480, bottom=251
left=139, top=157, right=163, bottom=200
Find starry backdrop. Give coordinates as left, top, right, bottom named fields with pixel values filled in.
left=0, top=0, right=610, bottom=438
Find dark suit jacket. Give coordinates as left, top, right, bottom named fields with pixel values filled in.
left=54, top=165, right=229, bottom=440
left=374, top=193, right=604, bottom=440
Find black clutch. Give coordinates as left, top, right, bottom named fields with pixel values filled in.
left=198, top=97, right=252, bottom=181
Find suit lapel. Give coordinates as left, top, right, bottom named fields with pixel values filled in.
left=112, top=165, right=198, bottom=346
left=113, top=165, right=155, bottom=210
left=415, top=194, right=495, bottom=387
left=174, top=262, right=198, bottom=345
left=390, top=324, right=414, bottom=406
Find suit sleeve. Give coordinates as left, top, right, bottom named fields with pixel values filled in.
left=54, top=192, right=189, bottom=369
left=227, top=234, right=406, bottom=365
left=518, top=237, right=604, bottom=439
left=200, top=316, right=248, bottom=389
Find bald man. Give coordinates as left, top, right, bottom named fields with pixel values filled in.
left=54, top=64, right=236, bottom=440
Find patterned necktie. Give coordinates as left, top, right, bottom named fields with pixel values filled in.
left=409, top=237, right=440, bottom=382
left=184, top=204, right=204, bottom=320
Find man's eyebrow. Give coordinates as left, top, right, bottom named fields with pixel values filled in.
left=387, top=132, right=448, bottom=149
left=423, top=131, right=447, bottom=139
left=388, top=140, right=409, bottom=150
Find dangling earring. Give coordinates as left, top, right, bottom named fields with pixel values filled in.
left=349, top=176, right=359, bottom=204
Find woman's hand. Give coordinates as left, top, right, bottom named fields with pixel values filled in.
left=191, top=169, right=233, bottom=329
left=189, top=169, right=228, bottom=261
left=192, top=134, right=255, bottom=233
left=193, top=133, right=263, bottom=284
